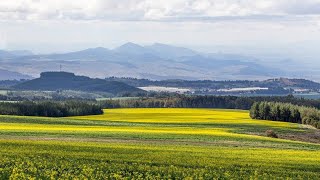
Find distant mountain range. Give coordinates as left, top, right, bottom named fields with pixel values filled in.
left=0, top=42, right=293, bottom=80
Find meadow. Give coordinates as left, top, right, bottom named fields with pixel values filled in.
left=0, top=108, right=319, bottom=179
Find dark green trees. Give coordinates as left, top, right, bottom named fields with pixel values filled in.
left=102, top=95, right=320, bottom=111
left=250, top=101, right=320, bottom=129
left=0, top=101, right=103, bottom=117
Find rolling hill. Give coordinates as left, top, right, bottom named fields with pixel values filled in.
left=0, top=69, right=32, bottom=80
left=0, top=50, right=33, bottom=59
left=13, top=71, right=144, bottom=94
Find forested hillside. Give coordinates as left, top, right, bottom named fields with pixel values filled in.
left=101, top=95, right=320, bottom=110
left=106, top=77, right=320, bottom=89
left=250, top=101, right=320, bottom=129
left=13, top=72, right=144, bottom=95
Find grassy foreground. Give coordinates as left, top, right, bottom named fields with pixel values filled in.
left=0, top=108, right=319, bottom=179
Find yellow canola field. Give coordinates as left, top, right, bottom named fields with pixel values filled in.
left=0, top=108, right=305, bottom=145
left=73, top=108, right=296, bottom=128
left=0, top=122, right=287, bottom=142
left=0, top=108, right=319, bottom=179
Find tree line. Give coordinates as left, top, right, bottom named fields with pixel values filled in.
left=106, top=77, right=320, bottom=90
left=100, top=95, right=320, bottom=110
left=0, top=101, right=103, bottom=117
left=250, top=101, right=320, bottom=129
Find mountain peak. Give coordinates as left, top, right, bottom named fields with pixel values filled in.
left=150, top=43, right=171, bottom=47
left=116, top=42, right=144, bottom=49
left=123, top=42, right=141, bottom=46
left=83, top=47, right=109, bottom=52
left=69, top=47, right=110, bottom=56
left=114, top=42, right=151, bottom=55
left=145, top=43, right=198, bottom=59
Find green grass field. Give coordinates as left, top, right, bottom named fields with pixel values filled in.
left=0, top=108, right=319, bottom=179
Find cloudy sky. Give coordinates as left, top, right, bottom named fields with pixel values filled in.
left=0, top=0, right=320, bottom=55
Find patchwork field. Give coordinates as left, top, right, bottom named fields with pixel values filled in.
left=0, top=108, right=319, bottom=179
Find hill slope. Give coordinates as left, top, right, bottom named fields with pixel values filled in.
left=13, top=72, right=143, bottom=94
left=0, top=69, right=32, bottom=80
left=0, top=50, right=33, bottom=59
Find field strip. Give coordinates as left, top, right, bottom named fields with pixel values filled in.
left=70, top=108, right=298, bottom=129
left=0, top=138, right=319, bottom=164
left=0, top=136, right=266, bottom=146
left=0, top=135, right=313, bottom=149
left=0, top=125, right=319, bottom=148
left=0, top=122, right=298, bottom=142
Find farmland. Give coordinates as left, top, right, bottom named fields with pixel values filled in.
left=0, top=108, right=319, bottom=179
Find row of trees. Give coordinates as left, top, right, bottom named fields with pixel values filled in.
left=250, top=101, right=320, bottom=129
left=0, top=101, right=103, bottom=117
left=101, top=95, right=320, bottom=110
left=101, top=96, right=252, bottom=109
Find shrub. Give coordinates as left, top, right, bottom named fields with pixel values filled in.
left=316, top=122, right=320, bottom=129
left=302, top=117, right=312, bottom=125
left=265, top=130, right=278, bottom=138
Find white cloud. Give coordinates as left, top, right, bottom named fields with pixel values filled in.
left=0, top=0, right=320, bottom=22
left=1, top=0, right=320, bottom=54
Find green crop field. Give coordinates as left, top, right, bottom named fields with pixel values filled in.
left=0, top=108, right=319, bottom=179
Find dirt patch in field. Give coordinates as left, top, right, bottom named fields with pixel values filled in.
left=277, top=124, right=320, bottom=144
left=279, top=130, right=320, bottom=144
left=248, top=126, right=320, bottom=144
left=241, top=124, right=320, bottom=144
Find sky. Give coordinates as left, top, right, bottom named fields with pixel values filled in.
left=0, top=0, right=320, bottom=56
